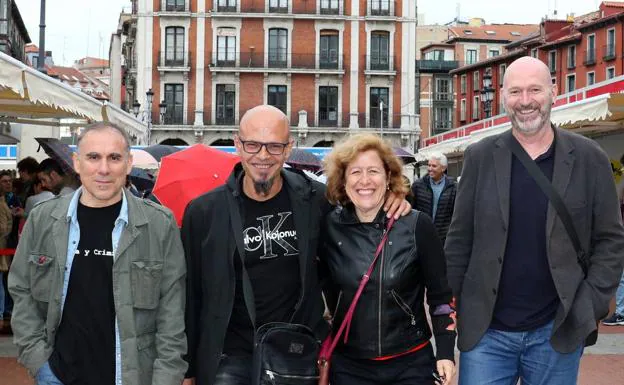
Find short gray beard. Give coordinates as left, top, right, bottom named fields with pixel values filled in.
left=253, top=176, right=276, bottom=196
left=508, top=103, right=552, bottom=135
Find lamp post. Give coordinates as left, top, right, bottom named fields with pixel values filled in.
left=133, top=89, right=166, bottom=145
left=480, top=71, right=495, bottom=119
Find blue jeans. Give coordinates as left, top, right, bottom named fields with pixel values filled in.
left=459, top=320, right=583, bottom=385
left=616, top=272, right=624, bottom=315
left=36, top=361, right=64, bottom=385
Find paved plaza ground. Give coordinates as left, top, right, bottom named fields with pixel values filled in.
left=1, top=324, right=623, bottom=384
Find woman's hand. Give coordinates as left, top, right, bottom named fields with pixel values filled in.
left=436, top=359, right=456, bottom=385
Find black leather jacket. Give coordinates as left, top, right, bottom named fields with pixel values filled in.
left=321, top=206, right=456, bottom=360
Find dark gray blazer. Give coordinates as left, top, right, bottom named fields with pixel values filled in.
left=445, top=127, right=624, bottom=353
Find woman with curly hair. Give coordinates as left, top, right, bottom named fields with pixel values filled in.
left=321, top=134, right=456, bottom=384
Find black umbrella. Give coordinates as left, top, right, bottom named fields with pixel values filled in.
left=393, top=147, right=416, bottom=164
left=129, top=168, right=156, bottom=192
left=35, top=138, right=77, bottom=176
left=286, top=148, right=322, bottom=169
left=143, top=144, right=181, bottom=162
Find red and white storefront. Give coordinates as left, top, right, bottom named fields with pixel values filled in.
left=417, top=76, right=624, bottom=174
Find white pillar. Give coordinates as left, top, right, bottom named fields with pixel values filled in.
left=349, top=0, right=360, bottom=129
left=194, top=1, right=205, bottom=126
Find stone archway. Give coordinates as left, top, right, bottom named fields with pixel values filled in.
left=313, top=140, right=334, bottom=147
left=160, top=138, right=189, bottom=146
left=211, top=139, right=234, bottom=146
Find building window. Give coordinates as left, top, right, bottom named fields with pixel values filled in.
left=268, top=28, right=288, bottom=68
left=586, top=34, right=596, bottom=65
left=466, top=49, right=477, bottom=65
left=460, top=99, right=466, bottom=121
left=32, top=55, right=39, bottom=68
left=605, top=29, right=616, bottom=60
left=499, top=64, right=506, bottom=86
left=473, top=71, right=480, bottom=91
left=269, top=0, right=288, bottom=13
left=548, top=50, right=556, bottom=73
left=320, top=30, right=339, bottom=69
left=567, top=45, right=576, bottom=69
left=165, top=27, right=185, bottom=66
left=607, top=67, right=615, bottom=80
left=434, top=107, right=452, bottom=133
left=319, top=86, right=338, bottom=126
left=268, top=85, right=287, bottom=114
left=460, top=75, right=467, bottom=94
left=587, top=72, right=595, bottom=86
left=435, top=78, right=451, bottom=101
left=489, top=49, right=499, bottom=58
left=166, top=0, right=185, bottom=11
left=425, top=49, right=445, bottom=60
left=217, top=32, right=236, bottom=66
left=370, top=0, right=390, bottom=16
left=566, top=74, right=575, bottom=93
left=370, top=31, right=390, bottom=70
left=472, top=96, right=480, bottom=120
left=164, top=84, right=184, bottom=124
left=216, top=84, right=235, bottom=125
left=370, top=87, right=389, bottom=128
left=217, top=0, right=237, bottom=12
left=320, top=0, right=339, bottom=14
left=531, top=48, right=538, bottom=58
left=0, top=0, right=7, bottom=35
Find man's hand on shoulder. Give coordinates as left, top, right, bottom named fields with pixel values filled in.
left=383, top=191, right=411, bottom=219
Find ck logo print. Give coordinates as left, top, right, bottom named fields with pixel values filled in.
left=243, top=212, right=298, bottom=259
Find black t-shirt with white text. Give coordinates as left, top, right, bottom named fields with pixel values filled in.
left=223, top=186, right=301, bottom=356
left=49, top=200, right=121, bottom=385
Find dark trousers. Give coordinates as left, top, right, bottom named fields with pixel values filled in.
left=330, top=344, right=437, bottom=385
left=213, top=354, right=252, bottom=385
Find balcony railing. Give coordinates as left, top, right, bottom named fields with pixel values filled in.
left=269, top=5, right=288, bottom=13
left=319, top=109, right=339, bottom=127
left=340, top=112, right=403, bottom=129
left=416, top=60, right=459, bottom=72
left=216, top=115, right=235, bottom=125
left=583, top=49, right=596, bottom=66
left=365, top=55, right=394, bottom=71
left=368, top=0, right=395, bottom=16
left=320, top=6, right=340, bottom=15
left=158, top=51, right=191, bottom=68
left=210, top=52, right=344, bottom=70
left=603, top=44, right=616, bottom=61
left=434, top=93, right=453, bottom=102
left=165, top=4, right=185, bottom=11
left=567, top=56, right=576, bottom=70
left=216, top=4, right=237, bottom=12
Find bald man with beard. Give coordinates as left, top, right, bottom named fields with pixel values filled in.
left=444, top=56, right=624, bottom=384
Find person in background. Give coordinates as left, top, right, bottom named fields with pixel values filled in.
left=37, top=159, right=76, bottom=196
left=23, top=175, right=54, bottom=218
left=0, top=193, right=12, bottom=334
left=17, top=157, right=40, bottom=203
left=410, top=153, right=457, bottom=245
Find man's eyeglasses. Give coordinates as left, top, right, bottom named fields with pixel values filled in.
left=238, top=138, right=290, bottom=155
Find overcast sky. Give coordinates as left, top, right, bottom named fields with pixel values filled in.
left=15, top=0, right=603, bottom=67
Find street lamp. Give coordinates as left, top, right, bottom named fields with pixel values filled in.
left=133, top=89, right=167, bottom=145
left=480, top=70, right=495, bottom=119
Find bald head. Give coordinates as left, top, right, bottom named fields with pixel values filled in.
left=503, top=56, right=552, bottom=90
left=239, top=105, right=290, bottom=138
left=502, top=56, right=557, bottom=135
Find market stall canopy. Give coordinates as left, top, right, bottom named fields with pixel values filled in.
left=0, top=52, right=146, bottom=140
left=417, top=92, right=624, bottom=162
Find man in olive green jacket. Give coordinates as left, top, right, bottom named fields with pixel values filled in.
left=9, top=123, right=187, bottom=385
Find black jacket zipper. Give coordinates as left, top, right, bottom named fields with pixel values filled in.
left=391, top=289, right=416, bottom=326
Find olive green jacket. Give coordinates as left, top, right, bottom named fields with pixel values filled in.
left=8, top=189, right=187, bottom=385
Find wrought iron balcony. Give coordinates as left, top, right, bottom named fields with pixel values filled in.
left=416, top=60, right=459, bottom=72
left=583, top=49, right=596, bottom=66
left=365, top=55, right=395, bottom=72
left=210, top=52, right=344, bottom=71
left=603, top=44, right=616, bottom=61
left=158, top=51, right=191, bottom=69
left=368, top=0, right=395, bottom=16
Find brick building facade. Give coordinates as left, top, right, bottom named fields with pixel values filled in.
left=114, top=0, right=419, bottom=149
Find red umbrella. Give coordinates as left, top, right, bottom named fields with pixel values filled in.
left=153, top=144, right=240, bottom=226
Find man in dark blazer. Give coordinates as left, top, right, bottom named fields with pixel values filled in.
left=445, top=56, right=624, bottom=385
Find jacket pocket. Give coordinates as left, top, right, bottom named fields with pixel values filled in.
left=28, top=254, right=55, bottom=302
left=131, top=261, right=163, bottom=309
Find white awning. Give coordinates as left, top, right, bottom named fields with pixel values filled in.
left=0, top=52, right=146, bottom=141
left=417, top=93, right=624, bottom=162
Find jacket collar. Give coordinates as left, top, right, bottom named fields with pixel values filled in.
left=50, top=187, right=148, bottom=227
left=337, top=204, right=389, bottom=226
